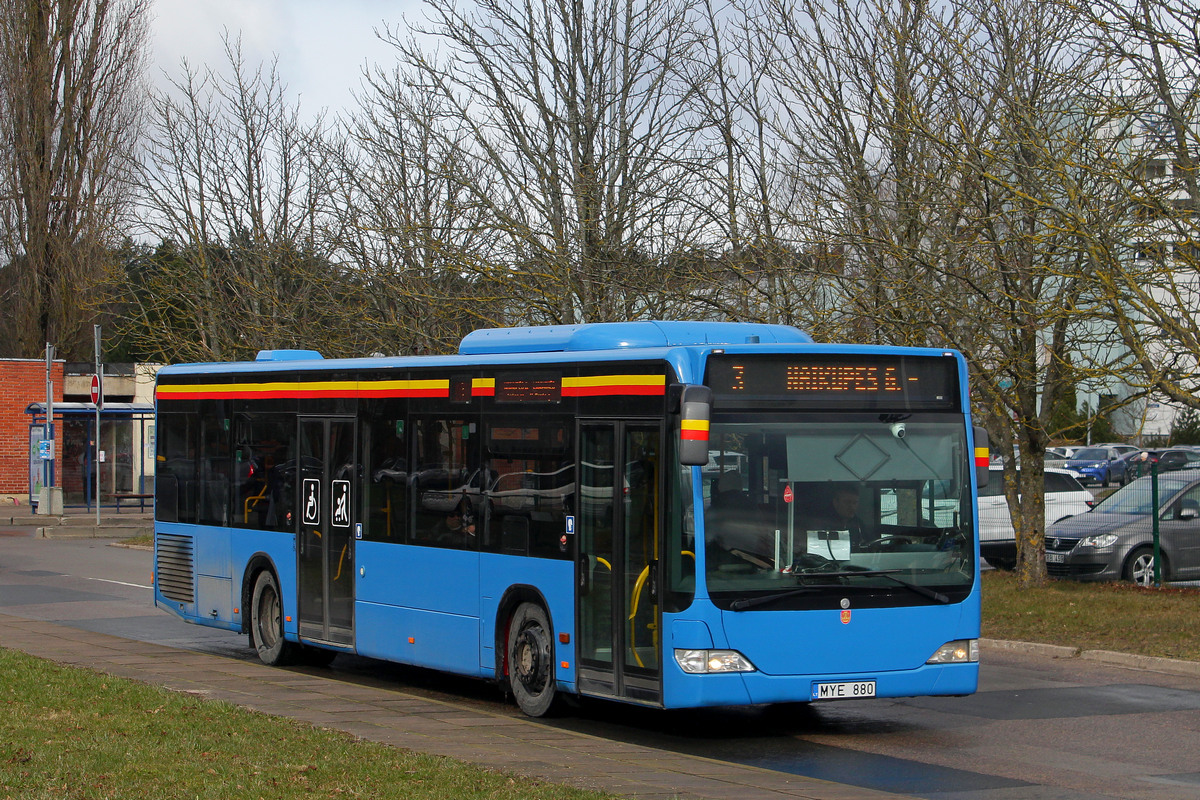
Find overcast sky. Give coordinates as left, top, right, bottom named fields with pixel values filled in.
left=150, top=0, right=423, bottom=117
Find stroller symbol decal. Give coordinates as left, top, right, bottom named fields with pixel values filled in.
left=332, top=480, right=350, bottom=527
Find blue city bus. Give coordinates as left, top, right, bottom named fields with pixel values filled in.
left=153, top=321, right=988, bottom=716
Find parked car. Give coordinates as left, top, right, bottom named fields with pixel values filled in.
left=1094, top=443, right=1140, bottom=456
left=979, top=467, right=1094, bottom=570
left=1045, top=468, right=1200, bottom=586
left=1064, top=446, right=1131, bottom=487
left=1121, top=448, right=1200, bottom=479
left=1044, top=448, right=1070, bottom=469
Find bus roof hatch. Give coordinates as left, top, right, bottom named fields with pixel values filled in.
left=458, top=321, right=812, bottom=355
left=255, top=349, right=325, bottom=361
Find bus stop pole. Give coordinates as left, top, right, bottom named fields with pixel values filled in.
left=45, top=343, right=53, bottom=493
left=95, top=325, right=102, bottom=526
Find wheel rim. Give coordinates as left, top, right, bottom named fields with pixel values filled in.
left=1131, top=553, right=1155, bottom=587
left=514, top=624, right=550, bottom=696
left=257, top=584, right=281, bottom=649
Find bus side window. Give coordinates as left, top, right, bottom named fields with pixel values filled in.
left=362, top=408, right=408, bottom=543
left=156, top=412, right=193, bottom=523
left=197, top=415, right=230, bottom=526
left=233, top=413, right=293, bottom=531
left=482, top=420, right=572, bottom=559
left=413, top=418, right=478, bottom=550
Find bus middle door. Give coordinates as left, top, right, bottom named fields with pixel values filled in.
left=297, top=416, right=356, bottom=647
left=577, top=421, right=662, bottom=705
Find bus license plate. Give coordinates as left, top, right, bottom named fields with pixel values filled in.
left=812, top=680, right=876, bottom=700
left=1046, top=552, right=1065, bottom=564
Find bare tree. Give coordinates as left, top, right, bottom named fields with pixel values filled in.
left=675, top=0, right=833, bottom=329
left=755, top=0, right=1121, bottom=584
left=124, top=35, right=356, bottom=362
left=0, top=0, right=150, bottom=358
left=334, top=64, right=510, bottom=355
left=384, top=0, right=709, bottom=324
left=1076, top=0, right=1200, bottom=415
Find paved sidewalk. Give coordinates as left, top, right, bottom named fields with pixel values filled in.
left=0, top=612, right=916, bottom=800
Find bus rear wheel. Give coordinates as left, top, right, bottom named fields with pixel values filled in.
left=507, top=602, right=556, bottom=716
left=250, top=570, right=297, bottom=666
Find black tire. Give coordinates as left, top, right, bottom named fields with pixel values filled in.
left=507, top=602, right=557, bottom=717
left=250, top=570, right=297, bottom=665
left=1123, top=546, right=1165, bottom=587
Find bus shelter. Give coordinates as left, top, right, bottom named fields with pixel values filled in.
left=26, top=402, right=155, bottom=509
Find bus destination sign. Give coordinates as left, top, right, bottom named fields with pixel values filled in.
left=705, top=354, right=959, bottom=411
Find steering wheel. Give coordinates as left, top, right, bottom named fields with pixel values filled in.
left=858, top=534, right=917, bottom=552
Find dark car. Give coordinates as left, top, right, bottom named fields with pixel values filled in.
left=1045, top=468, right=1200, bottom=586
left=1121, top=448, right=1200, bottom=480
left=1064, top=446, right=1131, bottom=487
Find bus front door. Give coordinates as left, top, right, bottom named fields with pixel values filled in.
left=297, top=417, right=356, bottom=646
left=577, top=422, right=662, bottom=705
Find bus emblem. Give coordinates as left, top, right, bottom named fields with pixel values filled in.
left=840, top=609, right=852, bottom=624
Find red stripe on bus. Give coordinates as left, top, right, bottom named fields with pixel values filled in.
left=562, top=385, right=666, bottom=397
left=160, top=388, right=450, bottom=400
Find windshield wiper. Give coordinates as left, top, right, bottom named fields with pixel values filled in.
left=728, top=585, right=829, bottom=611
left=823, top=568, right=951, bottom=604
left=726, top=569, right=952, bottom=612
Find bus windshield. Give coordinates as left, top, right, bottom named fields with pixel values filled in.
left=701, top=416, right=974, bottom=609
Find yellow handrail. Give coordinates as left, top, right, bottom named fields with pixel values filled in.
left=242, top=483, right=268, bottom=522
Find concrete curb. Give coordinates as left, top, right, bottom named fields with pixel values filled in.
left=982, top=638, right=1079, bottom=659
left=1079, top=649, right=1200, bottom=678
left=982, top=638, right=1200, bottom=679
left=37, top=525, right=152, bottom=539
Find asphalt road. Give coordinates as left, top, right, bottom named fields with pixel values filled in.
left=3, top=529, right=1200, bottom=800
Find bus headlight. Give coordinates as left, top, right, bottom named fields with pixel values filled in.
left=674, top=649, right=756, bottom=674
left=926, top=639, right=979, bottom=664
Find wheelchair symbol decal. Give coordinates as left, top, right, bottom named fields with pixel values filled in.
left=302, top=478, right=320, bottom=525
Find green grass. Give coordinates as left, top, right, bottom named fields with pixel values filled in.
left=0, top=649, right=613, bottom=800
left=5, top=575, right=1198, bottom=799
left=982, top=570, right=1200, bottom=661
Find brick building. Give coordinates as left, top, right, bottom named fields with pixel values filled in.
left=1, top=360, right=157, bottom=506
left=0, top=359, right=64, bottom=498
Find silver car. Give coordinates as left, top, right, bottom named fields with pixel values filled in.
left=1045, top=468, right=1200, bottom=586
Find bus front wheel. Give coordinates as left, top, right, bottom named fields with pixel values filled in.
left=507, top=602, right=556, bottom=716
left=250, top=570, right=297, bottom=666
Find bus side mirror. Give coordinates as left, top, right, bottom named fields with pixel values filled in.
left=676, top=384, right=712, bottom=466
left=974, top=426, right=989, bottom=489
